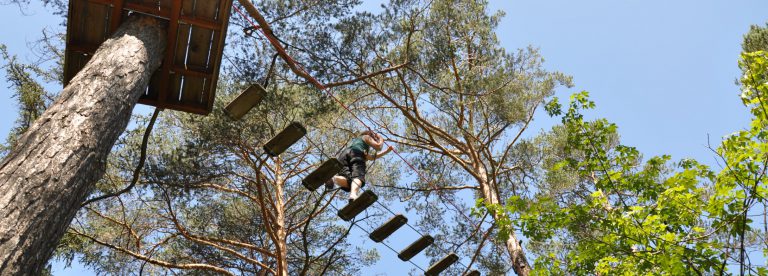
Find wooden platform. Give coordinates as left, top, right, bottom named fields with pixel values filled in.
left=64, top=0, right=233, bottom=115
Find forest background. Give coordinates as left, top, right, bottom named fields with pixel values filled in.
left=0, top=0, right=767, bottom=275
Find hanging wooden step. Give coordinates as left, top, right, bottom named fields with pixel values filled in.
left=225, top=84, right=267, bottom=120
left=338, top=190, right=378, bottom=221
left=465, top=270, right=480, bottom=276
left=398, top=235, right=434, bottom=261
left=263, top=122, right=307, bottom=157
left=425, top=253, right=459, bottom=276
left=302, top=158, right=343, bottom=191
left=370, top=214, right=407, bottom=243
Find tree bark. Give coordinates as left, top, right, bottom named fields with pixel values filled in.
left=0, top=15, right=166, bottom=275
left=477, top=168, right=531, bottom=276
left=274, top=163, right=289, bottom=276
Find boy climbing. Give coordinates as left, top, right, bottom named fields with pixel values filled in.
left=327, top=130, right=393, bottom=201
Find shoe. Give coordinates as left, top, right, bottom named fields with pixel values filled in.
left=325, top=178, right=334, bottom=190
left=348, top=198, right=354, bottom=204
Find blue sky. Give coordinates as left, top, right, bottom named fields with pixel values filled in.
left=1, top=0, right=767, bottom=275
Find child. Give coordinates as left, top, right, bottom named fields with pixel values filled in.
left=327, top=130, right=393, bottom=201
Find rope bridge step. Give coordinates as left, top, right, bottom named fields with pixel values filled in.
left=425, top=253, right=458, bottom=276
left=225, top=83, right=266, bottom=120
left=263, top=122, right=307, bottom=157
left=338, top=190, right=378, bottom=221
left=370, top=214, right=407, bottom=243
left=301, top=158, right=342, bottom=191
left=398, top=235, right=433, bottom=261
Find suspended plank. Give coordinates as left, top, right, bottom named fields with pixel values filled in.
left=302, top=158, right=343, bottom=191
left=370, top=214, right=407, bottom=243
left=425, top=253, right=459, bottom=276
left=338, top=190, right=378, bottom=221
left=225, top=84, right=267, bottom=120
left=398, top=235, right=434, bottom=261
left=263, top=122, right=307, bottom=157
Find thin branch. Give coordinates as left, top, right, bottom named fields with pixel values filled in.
left=82, top=108, right=161, bottom=206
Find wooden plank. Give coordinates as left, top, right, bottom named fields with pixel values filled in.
left=166, top=73, right=183, bottom=104
left=205, top=0, right=232, bottom=112
left=158, top=0, right=172, bottom=13
left=157, top=0, right=182, bottom=109
left=302, top=159, right=344, bottom=191
left=174, top=23, right=191, bottom=67
left=425, top=253, right=459, bottom=276
left=84, top=0, right=112, bottom=5
left=173, top=66, right=211, bottom=78
left=194, top=0, right=220, bottom=21
left=125, top=0, right=154, bottom=7
left=398, top=235, right=434, bottom=261
left=68, top=0, right=86, bottom=46
left=181, top=23, right=213, bottom=106
left=63, top=0, right=80, bottom=86
left=156, top=101, right=208, bottom=115
left=338, top=191, right=378, bottom=221
left=68, top=43, right=99, bottom=54
left=185, top=0, right=219, bottom=68
left=180, top=75, right=206, bottom=104
left=82, top=1, right=109, bottom=45
left=123, top=2, right=171, bottom=18
left=186, top=25, right=213, bottom=69
left=181, top=0, right=194, bottom=17
left=109, top=0, right=125, bottom=33
left=180, top=16, right=220, bottom=31
left=262, top=122, right=306, bottom=155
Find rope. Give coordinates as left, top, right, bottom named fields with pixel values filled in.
left=327, top=202, right=427, bottom=273
left=229, top=4, right=479, bottom=271
left=231, top=1, right=481, bottom=229
left=81, top=108, right=162, bottom=206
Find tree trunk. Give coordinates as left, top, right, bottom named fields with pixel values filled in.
left=477, top=168, right=531, bottom=276
left=275, top=166, right=289, bottom=276
left=0, top=15, right=166, bottom=275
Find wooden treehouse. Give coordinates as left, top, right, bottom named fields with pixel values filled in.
left=64, top=0, right=233, bottom=115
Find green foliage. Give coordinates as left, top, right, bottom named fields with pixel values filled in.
left=743, top=23, right=768, bottom=53
left=477, top=52, right=768, bottom=274
left=476, top=51, right=768, bottom=275
left=482, top=94, right=723, bottom=274
left=0, top=44, right=51, bottom=154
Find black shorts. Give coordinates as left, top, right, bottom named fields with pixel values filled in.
left=337, top=149, right=367, bottom=192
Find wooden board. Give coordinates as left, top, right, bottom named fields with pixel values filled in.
left=63, top=0, right=233, bottom=115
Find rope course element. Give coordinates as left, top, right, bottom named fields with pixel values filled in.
left=230, top=0, right=484, bottom=232
left=228, top=2, right=490, bottom=274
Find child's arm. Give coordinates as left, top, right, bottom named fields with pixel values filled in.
left=366, top=145, right=393, bottom=161
left=363, top=133, right=385, bottom=151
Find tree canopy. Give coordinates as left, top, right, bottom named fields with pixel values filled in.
left=2, top=0, right=768, bottom=275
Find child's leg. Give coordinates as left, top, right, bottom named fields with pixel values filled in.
left=332, top=175, right=349, bottom=189
left=349, top=178, right=363, bottom=200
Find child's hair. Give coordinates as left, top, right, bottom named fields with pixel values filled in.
left=359, top=130, right=374, bottom=136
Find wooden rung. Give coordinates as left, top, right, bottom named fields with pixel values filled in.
left=465, top=270, right=481, bottom=276
left=263, top=122, right=307, bottom=157
left=224, top=84, right=266, bottom=120
left=370, top=214, right=407, bottom=243
left=398, top=235, right=433, bottom=261
left=338, top=190, right=378, bottom=221
left=302, top=158, right=343, bottom=191
left=425, top=253, right=459, bottom=276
